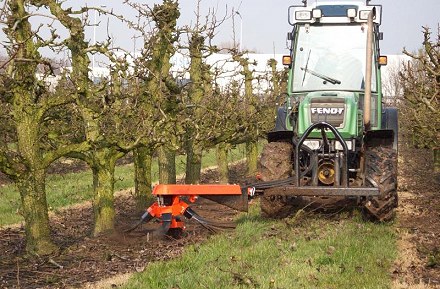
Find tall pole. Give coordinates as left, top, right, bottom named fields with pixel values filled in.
left=92, top=6, right=106, bottom=79
left=133, top=34, right=136, bottom=58
left=92, top=9, right=97, bottom=76
left=364, top=8, right=375, bottom=130
left=236, top=11, right=243, bottom=52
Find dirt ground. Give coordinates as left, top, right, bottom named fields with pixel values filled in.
left=392, top=144, right=440, bottom=288
left=0, top=144, right=439, bottom=288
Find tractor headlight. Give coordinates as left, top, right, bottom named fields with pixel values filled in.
left=304, top=140, right=321, bottom=150
left=359, top=10, right=375, bottom=20
left=295, top=10, right=312, bottom=20
left=312, top=9, right=322, bottom=19
left=335, top=140, right=353, bottom=151
left=347, top=8, right=357, bottom=18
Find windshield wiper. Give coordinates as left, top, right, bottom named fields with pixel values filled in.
left=301, top=67, right=341, bottom=85
left=301, top=50, right=312, bottom=86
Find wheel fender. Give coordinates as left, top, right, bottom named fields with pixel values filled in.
left=267, top=107, right=293, bottom=142
left=381, top=107, right=398, bottom=151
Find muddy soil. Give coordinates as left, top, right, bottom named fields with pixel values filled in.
left=0, top=165, right=247, bottom=289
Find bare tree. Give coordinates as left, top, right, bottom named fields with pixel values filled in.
left=179, top=0, right=227, bottom=184
left=0, top=0, right=90, bottom=254
left=30, top=0, right=161, bottom=236
left=137, top=0, right=181, bottom=186
left=400, top=26, right=440, bottom=171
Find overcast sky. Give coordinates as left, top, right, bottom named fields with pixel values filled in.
left=82, top=0, right=440, bottom=56
left=1, top=0, right=439, bottom=58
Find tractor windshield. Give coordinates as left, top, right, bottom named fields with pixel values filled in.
left=292, top=24, right=377, bottom=92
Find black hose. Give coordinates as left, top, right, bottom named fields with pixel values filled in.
left=124, top=212, right=154, bottom=233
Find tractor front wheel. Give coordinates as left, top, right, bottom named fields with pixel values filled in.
left=259, top=141, right=296, bottom=218
left=363, top=146, right=398, bottom=222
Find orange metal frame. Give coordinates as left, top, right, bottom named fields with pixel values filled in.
left=152, top=184, right=242, bottom=196
left=147, top=184, right=243, bottom=230
left=147, top=196, right=188, bottom=229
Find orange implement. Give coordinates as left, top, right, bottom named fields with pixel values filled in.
left=125, top=184, right=248, bottom=236
left=152, top=184, right=242, bottom=196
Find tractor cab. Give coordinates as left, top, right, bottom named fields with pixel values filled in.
left=282, top=1, right=387, bottom=139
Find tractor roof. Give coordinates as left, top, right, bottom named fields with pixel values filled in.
left=288, top=1, right=382, bottom=26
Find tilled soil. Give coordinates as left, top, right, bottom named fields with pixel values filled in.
left=0, top=165, right=247, bottom=289
left=392, top=144, right=440, bottom=288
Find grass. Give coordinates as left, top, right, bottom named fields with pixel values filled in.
left=0, top=144, right=252, bottom=227
left=122, top=206, right=397, bottom=289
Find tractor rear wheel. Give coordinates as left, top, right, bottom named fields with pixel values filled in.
left=259, top=141, right=293, bottom=182
left=259, top=141, right=296, bottom=218
left=363, top=146, right=398, bottom=222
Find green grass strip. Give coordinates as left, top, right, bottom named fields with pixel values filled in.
left=122, top=207, right=396, bottom=289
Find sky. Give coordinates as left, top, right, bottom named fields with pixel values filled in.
left=1, top=0, right=439, bottom=59
left=83, top=0, right=440, bottom=56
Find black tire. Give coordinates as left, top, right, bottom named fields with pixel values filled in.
left=259, top=141, right=293, bottom=182
left=260, top=190, right=296, bottom=219
left=259, top=142, right=296, bottom=218
left=166, top=228, right=184, bottom=239
left=362, top=146, right=398, bottom=222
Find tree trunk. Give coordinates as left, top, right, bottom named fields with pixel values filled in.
left=158, top=146, right=176, bottom=184
left=434, top=147, right=440, bottom=174
left=92, top=157, right=117, bottom=236
left=246, top=141, right=259, bottom=176
left=185, top=138, right=202, bottom=184
left=134, top=146, right=152, bottom=212
left=216, top=143, right=229, bottom=184
left=185, top=33, right=205, bottom=185
left=17, top=170, right=58, bottom=255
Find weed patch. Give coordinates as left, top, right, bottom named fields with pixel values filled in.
left=122, top=207, right=396, bottom=289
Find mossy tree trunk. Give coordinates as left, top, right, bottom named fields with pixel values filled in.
left=14, top=109, right=61, bottom=254
left=40, top=1, right=130, bottom=236
left=17, top=168, right=58, bottom=255
left=70, top=147, right=124, bottom=236
left=90, top=150, right=121, bottom=236
left=1, top=0, right=59, bottom=255
left=216, top=142, right=230, bottom=184
left=268, top=59, right=281, bottom=98
left=78, top=109, right=125, bottom=236
left=158, top=146, right=177, bottom=184
left=246, top=141, right=259, bottom=176
left=185, top=33, right=205, bottom=184
left=237, top=55, right=259, bottom=175
left=79, top=109, right=125, bottom=235
left=6, top=0, right=59, bottom=255
left=134, top=147, right=153, bottom=212
left=185, top=138, right=203, bottom=184
left=146, top=0, right=180, bottom=184
left=434, top=148, right=440, bottom=174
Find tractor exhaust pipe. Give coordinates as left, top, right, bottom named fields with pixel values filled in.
left=364, top=7, right=375, bottom=131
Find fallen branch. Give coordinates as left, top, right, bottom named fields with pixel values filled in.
left=112, top=253, right=130, bottom=262
left=48, top=258, right=64, bottom=269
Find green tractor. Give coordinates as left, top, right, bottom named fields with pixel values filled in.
left=256, top=0, right=398, bottom=221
